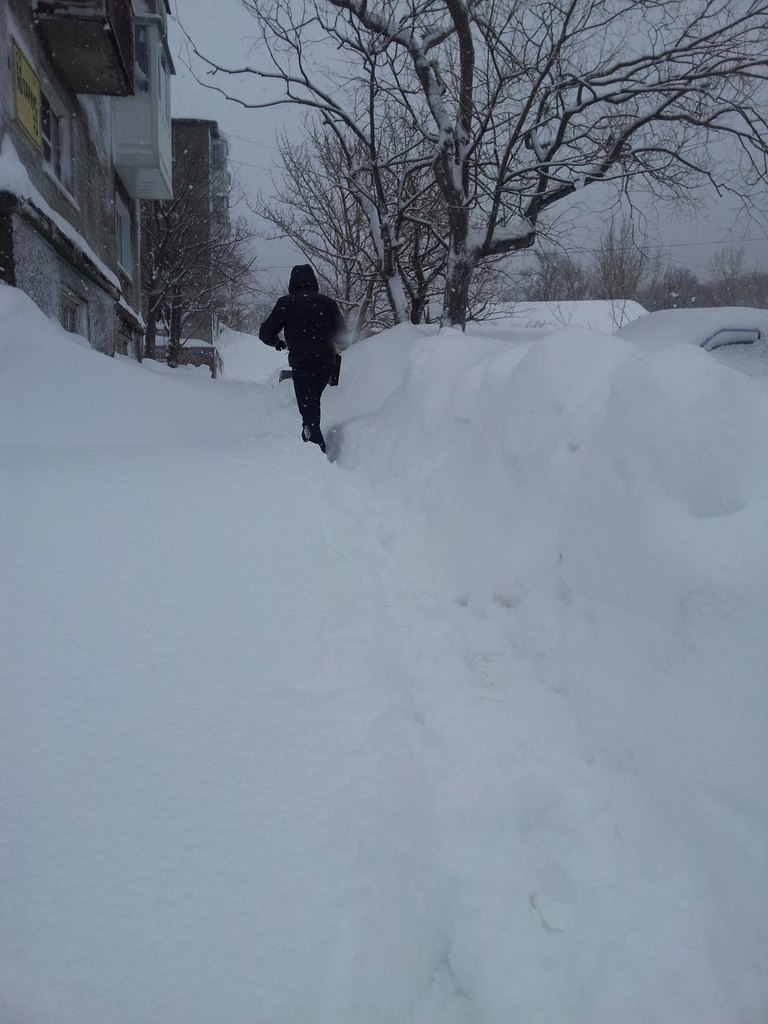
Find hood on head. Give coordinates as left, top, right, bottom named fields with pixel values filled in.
left=288, top=265, right=319, bottom=293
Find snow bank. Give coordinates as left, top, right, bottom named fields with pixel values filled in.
left=0, top=284, right=291, bottom=446
left=492, top=298, right=647, bottom=332
left=335, top=318, right=768, bottom=1022
left=334, top=325, right=638, bottom=600
left=562, top=343, right=768, bottom=633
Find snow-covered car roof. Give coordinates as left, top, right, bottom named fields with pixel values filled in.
left=615, top=306, right=768, bottom=352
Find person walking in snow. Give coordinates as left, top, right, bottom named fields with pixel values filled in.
left=259, top=265, right=347, bottom=454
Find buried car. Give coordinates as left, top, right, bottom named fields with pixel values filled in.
left=615, top=306, right=768, bottom=379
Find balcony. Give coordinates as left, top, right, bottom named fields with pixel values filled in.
left=33, top=0, right=135, bottom=96
left=112, top=19, right=174, bottom=200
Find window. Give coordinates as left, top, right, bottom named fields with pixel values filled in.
left=41, top=90, right=71, bottom=189
left=115, top=193, right=132, bottom=272
left=210, top=139, right=228, bottom=225
left=115, top=194, right=131, bottom=267
left=60, top=287, right=88, bottom=338
left=211, top=139, right=227, bottom=176
left=211, top=195, right=228, bottom=229
left=158, top=47, right=170, bottom=123
left=135, top=25, right=150, bottom=94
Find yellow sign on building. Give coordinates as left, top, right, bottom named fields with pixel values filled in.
left=13, top=40, right=42, bottom=151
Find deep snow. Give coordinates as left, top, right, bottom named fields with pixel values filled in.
left=1, top=284, right=767, bottom=1024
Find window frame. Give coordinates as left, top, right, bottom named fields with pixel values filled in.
left=115, top=191, right=133, bottom=275
left=60, top=286, right=89, bottom=339
left=158, top=45, right=170, bottom=123
left=40, top=87, right=72, bottom=191
left=134, top=23, right=151, bottom=95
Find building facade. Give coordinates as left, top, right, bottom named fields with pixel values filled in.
left=0, top=0, right=174, bottom=359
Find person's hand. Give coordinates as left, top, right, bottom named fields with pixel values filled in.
left=274, top=339, right=287, bottom=351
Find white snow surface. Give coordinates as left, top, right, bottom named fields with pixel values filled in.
left=2, top=283, right=767, bottom=1024
left=217, top=324, right=289, bottom=384
left=492, top=299, right=647, bottom=332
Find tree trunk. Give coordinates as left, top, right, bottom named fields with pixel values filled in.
left=167, top=300, right=182, bottom=367
left=443, top=248, right=474, bottom=328
left=384, top=273, right=409, bottom=324
left=410, top=272, right=431, bottom=324
left=438, top=171, right=473, bottom=328
left=144, top=301, right=159, bottom=361
left=379, top=225, right=409, bottom=325
left=354, top=279, right=375, bottom=338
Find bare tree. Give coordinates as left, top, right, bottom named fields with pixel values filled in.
left=515, top=248, right=591, bottom=302
left=255, top=115, right=449, bottom=333
left=592, top=218, right=649, bottom=301
left=699, top=246, right=768, bottom=306
left=254, top=124, right=389, bottom=337
left=216, top=248, right=265, bottom=333
left=738, top=267, right=768, bottom=308
left=191, top=0, right=768, bottom=327
left=706, top=246, right=747, bottom=305
left=639, top=257, right=701, bottom=310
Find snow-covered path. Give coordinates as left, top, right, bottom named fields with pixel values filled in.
left=2, top=290, right=767, bottom=1023
left=2, top=436, right=444, bottom=1022
left=0, top=431, right=615, bottom=1024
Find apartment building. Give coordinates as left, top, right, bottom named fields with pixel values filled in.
left=0, top=0, right=174, bottom=359
left=168, top=117, right=231, bottom=345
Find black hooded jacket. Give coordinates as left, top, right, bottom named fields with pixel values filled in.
left=259, top=265, right=347, bottom=367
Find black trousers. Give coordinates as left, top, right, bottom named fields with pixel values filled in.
left=292, top=362, right=334, bottom=452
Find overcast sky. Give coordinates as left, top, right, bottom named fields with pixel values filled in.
left=168, top=0, right=768, bottom=293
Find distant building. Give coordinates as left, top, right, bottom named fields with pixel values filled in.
left=0, top=0, right=174, bottom=359
left=142, top=117, right=232, bottom=374
left=170, top=117, right=231, bottom=344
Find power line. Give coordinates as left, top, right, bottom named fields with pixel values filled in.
left=228, top=157, right=278, bottom=175
left=643, top=237, right=767, bottom=250
left=225, top=132, right=283, bottom=153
